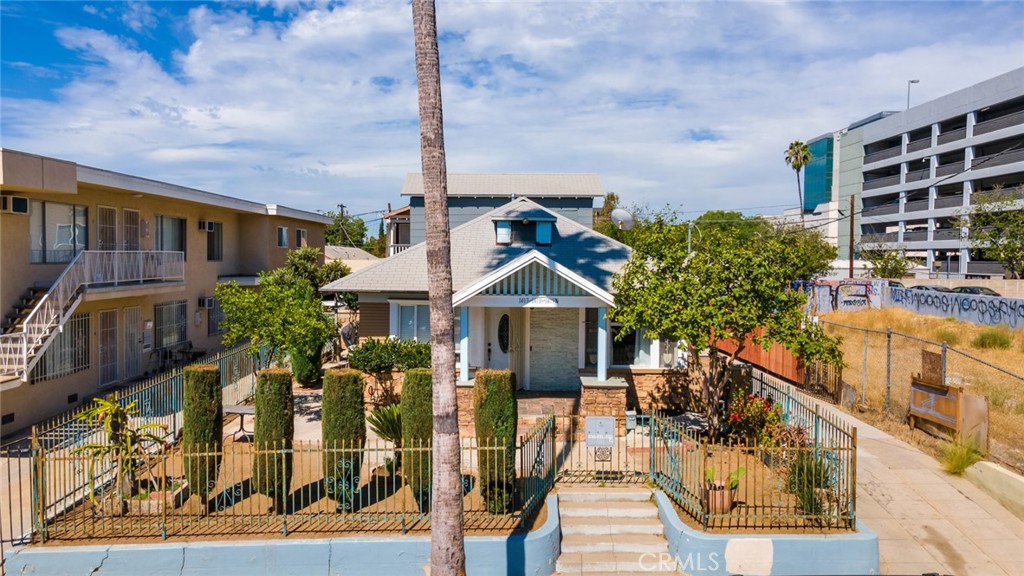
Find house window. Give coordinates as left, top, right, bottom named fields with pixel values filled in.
left=206, top=222, right=223, bottom=261
left=611, top=324, right=653, bottom=367
left=154, top=300, right=187, bottom=349
left=277, top=226, right=288, bottom=248
left=208, top=298, right=226, bottom=335
left=156, top=216, right=186, bottom=257
left=30, top=314, right=90, bottom=382
left=398, top=304, right=431, bottom=342
left=295, top=228, right=307, bottom=248
left=29, top=200, right=87, bottom=263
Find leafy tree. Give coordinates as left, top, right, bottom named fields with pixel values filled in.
left=775, top=225, right=838, bottom=281
left=785, top=141, right=812, bottom=223
left=610, top=217, right=842, bottom=434
left=412, top=0, right=465, bottom=570
left=593, top=192, right=646, bottom=246
left=693, top=210, right=773, bottom=245
left=956, top=185, right=1024, bottom=278
left=861, top=244, right=915, bottom=279
left=323, top=210, right=369, bottom=247
left=267, top=247, right=350, bottom=292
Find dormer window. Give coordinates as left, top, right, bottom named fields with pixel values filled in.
left=495, top=220, right=512, bottom=245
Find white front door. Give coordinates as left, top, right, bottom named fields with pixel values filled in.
left=486, top=308, right=510, bottom=370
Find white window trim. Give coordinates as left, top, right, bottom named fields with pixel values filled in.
left=277, top=226, right=289, bottom=248
left=388, top=300, right=432, bottom=342
left=295, top=228, right=307, bottom=248
left=608, top=322, right=659, bottom=369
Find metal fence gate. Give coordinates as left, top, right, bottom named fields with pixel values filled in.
left=553, top=414, right=653, bottom=483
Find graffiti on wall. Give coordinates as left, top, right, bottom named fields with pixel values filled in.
left=801, top=280, right=887, bottom=315
left=889, top=288, right=1024, bottom=329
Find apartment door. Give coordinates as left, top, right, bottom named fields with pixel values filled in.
left=123, top=209, right=141, bottom=251
left=97, top=206, right=117, bottom=251
left=99, top=309, right=119, bottom=387
left=123, top=306, right=142, bottom=380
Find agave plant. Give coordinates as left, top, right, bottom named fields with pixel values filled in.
left=74, top=398, right=169, bottom=512
left=367, top=403, right=402, bottom=467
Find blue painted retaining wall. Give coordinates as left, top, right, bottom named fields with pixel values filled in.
left=654, top=492, right=878, bottom=576
left=3, top=496, right=560, bottom=576
left=889, top=287, right=1024, bottom=329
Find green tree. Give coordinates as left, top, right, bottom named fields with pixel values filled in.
left=322, top=369, right=366, bottom=511
left=956, top=185, right=1024, bottom=278
left=610, top=217, right=842, bottom=433
left=182, top=365, right=222, bottom=508
left=861, top=244, right=915, bottom=279
left=323, top=210, right=369, bottom=247
left=785, top=141, right=812, bottom=223
left=592, top=192, right=647, bottom=246
left=252, top=369, right=294, bottom=514
left=775, top=225, right=838, bottom=281
left=693, top=210, right=773, bottom=245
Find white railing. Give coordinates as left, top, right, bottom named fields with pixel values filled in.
left=0, top=251, right=184, bottom=381
left=389, top=243, right=411, bottom=256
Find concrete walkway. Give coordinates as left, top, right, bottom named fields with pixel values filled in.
left=843, top=411, right=1023, bottom=575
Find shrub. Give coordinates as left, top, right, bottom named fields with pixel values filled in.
left=395, top=340, right=431, bottom=371
left=182, top=365, right=222, bottom=501
left=252, top=369, right=294, bottom=513
left=971, top=328, right=1012, bottom=350
left=940, top=441, right=982, bottom=475
left=787, top=450, right=832, bottom=519
left=348, top=338, right=397, bottom=374
left=935, top=329, right=961, bottom=347
left=322, top=369, right=366, bottom=510
left=368, top=404, right=403, bottom=446
left=401, top=368, right=433, bottom=511
left=473, top=370, right=517, bottom=514
left=290, top=338, right=325, bottom=388
left=727, top=392, right=782, bottom=445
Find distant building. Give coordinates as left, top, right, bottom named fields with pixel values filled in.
left=324, top=245, right=379, bottom=273
left=0, top=149, right=331, bottom=435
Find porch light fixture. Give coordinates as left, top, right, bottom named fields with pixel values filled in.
left=522, top=218, right=530, bottom=225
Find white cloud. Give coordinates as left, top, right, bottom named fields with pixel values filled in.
left=2, top=0, right=1023, bottom=222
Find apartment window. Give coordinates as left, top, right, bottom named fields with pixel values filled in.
left=29, top=200, right=87, bottom=263
left=154, top=301, right=187, bottom=349
left=206, top=221, right=223, bottom=261
left=295, top=228, right=307, bottom=248
left=156, top=216, right=186, bottom=257
left=30, top=314, right=90, bottom=382
left=208, top=298, right=226, bottom=336
left=277, top=226, right=288, bottom=248
left=398, top=304, right=430, bottom=342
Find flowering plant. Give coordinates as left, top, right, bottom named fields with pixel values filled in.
left=727, top=392, right=782, bottom=445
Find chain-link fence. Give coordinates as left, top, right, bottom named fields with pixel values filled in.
left=822, top=320, right=1024, bottom=471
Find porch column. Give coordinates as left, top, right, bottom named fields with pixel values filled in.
left=597, top=306, right=608, bottom=381
left=459, top=307, right=470, bottom=382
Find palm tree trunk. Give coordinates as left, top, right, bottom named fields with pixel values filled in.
left=411, top=1, right=466, bottom=574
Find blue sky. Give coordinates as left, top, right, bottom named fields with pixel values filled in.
left=2, top=1, right=1023, bottom=224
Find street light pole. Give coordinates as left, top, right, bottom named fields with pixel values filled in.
left=907, top=79, right=920, bottom=110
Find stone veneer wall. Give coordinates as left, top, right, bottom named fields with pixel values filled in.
left=528, top=308, right=580, bottom=390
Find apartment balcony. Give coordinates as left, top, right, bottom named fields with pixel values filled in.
left=971, top=148, right=1024, bottom=170
left=933, top=229, right=961, bottom=241
left=974, top=109, right=1024, bottom=136
left=937, top=127, right=967, bottom=145
left=935, top=163, right=962, bottom=177
left=906, top=138, right=932, bottom=153
left=903, top=230, right=928, bottom=242
left=905, top=168, right=931, bottom=183
left=388, top=244, right=411, bottom=256
left=863, top=174, right=901, bottom=191
left=864, top=146, right=902, bottom=165
left=935, top=195, right=965, bottom=209
left=862, top=204, right=899, bottom=217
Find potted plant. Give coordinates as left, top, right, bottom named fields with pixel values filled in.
left=704, top=465, right=746, bottom=515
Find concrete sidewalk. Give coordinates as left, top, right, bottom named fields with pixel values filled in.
left=846, top=413, right=1023, bottom=575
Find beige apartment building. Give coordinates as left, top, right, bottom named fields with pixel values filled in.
left=0, top=149, right=331, bottom=437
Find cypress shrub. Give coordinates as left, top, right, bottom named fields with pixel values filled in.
left=182, top=364, right=223, bottom=503
left=401, top=368, right=433, bottom=511
left=291, top=337, right=326, bottom=388
left=252, top=368, right=294, bottom=513
left=473, top=370, right=518, bottom=514
left=322, top=369, right=366, bottom=511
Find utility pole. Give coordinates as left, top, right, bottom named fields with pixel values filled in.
left=848, top=194, right=855, bottom=279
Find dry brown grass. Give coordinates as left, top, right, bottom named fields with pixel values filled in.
left=821, top=308, right=1024, bottom=473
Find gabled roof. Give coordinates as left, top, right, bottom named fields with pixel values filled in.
left=321, top=198, right=631, bottom=296
left=400, top=173, right=604, bottom=198
left=325, top=246, right=379, bottom=261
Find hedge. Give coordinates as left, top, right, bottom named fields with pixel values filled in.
left=182, top=365, right=222, bottom=501
left=401, top=367, right=433, bottom=511
left=473, top=370, right=517, bottom=514
left=290, top=341, right=324, bottom=388
left=252, top=368, right=294, bottom=513
left=322, top=369, right=366, bottom=511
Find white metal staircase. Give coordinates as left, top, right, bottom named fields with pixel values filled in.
left=0, top=251, right=184, bottom=384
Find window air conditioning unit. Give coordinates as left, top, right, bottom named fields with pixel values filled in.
left=198, top=220, right=215, bottom=232
left=205, top=221, right=216, bottom=232
left=198, top=297, right=216, bottom=309
left=1, top=196, right=29, bottom=215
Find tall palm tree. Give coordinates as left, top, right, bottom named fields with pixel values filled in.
left=410, top=1, right=466, bottom=574
left=785, top=141, right=812, bottom=224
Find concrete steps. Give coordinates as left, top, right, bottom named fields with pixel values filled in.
left=555, top=486, right=677, bottom=575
